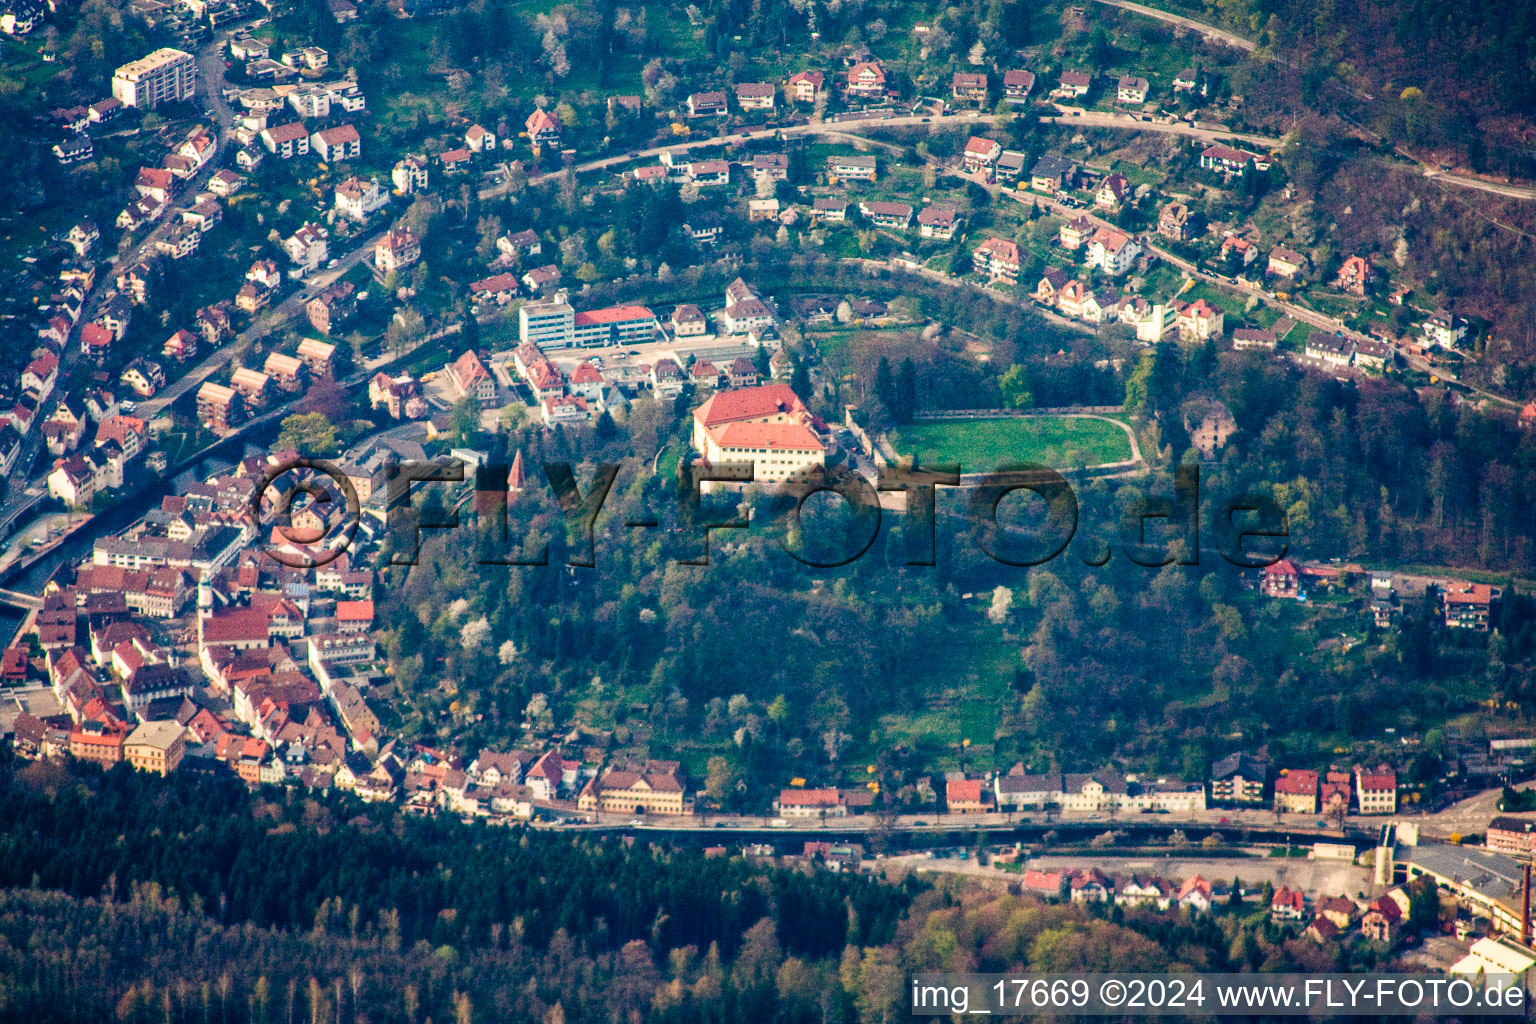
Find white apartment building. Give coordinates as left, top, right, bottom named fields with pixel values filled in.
left=112, top=48, right=197, bottom=108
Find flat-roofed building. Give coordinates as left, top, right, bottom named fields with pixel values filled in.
left=112, top=48, right=197, bottom=108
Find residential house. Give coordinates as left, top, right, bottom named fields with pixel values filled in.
left=439, top=148, right=472, bottom=174
left=1176, top=875, right=1213, bottom=913
left=1002, top=69, right=1035, bottom=103
left=810, top=197, right=850, bottom=223
left=305, top=282, right=355, bottom=336
left=1116, top=75, right=1149, bottom=104
left=1267, top=246, right=1307, bottom=279
left=469, top=273, right=519, bottom=307
left=1260, top=557, right=1300, bottom=598
left=734, top=82, right=775, bottom=111
left=1095, top=173, right=1129, bottom=210
left=951, top=71, right=988, bottom=105
left=916, top=204, right=962, bottom=240
left=334, top=176, right=387, bottom=221
left=374, top=229, right=421, bottom=276
left=774, top=788, right=846, bottom=818
left=973, top=237, right=1022, bottom=284
left=787, top=70, right=824, bottom=103
left=524, top=108, right=561, bottom=147
left=1271, top=886, right=1306, bottom=921
left=751, top=153, right=789, bottom=184
left=1173, top=297, right=1223, bottom=339
left=962, top=135, right=1002, bottom=176
left=1232, top=328, right=1277, bottom=350
left=1210, top=751, right=1269, bottom=806
left=1354, top=764, right=1396, bottom=814
left=946, top=777, right=991, bottom=814
left=686, top=90, right=727, bottom=117
left=1029, top=154, right=1075, bottom=192
left=844, top=60, right=886, bottom=99
left=1199, top=144, right=1257, bottom=177
left=1086, top=226, right=1141, bottom=276
left=392, top=154, right=429, bottom=193
left=860, top=200, right=912, bottom=230
left=1422, top=308, right=1467, bottom=349
left=827, top=154, right=877, bottom=181
left=118, top=359, right=164, bottom=398
left=1173, top=68, right=1209, bottom=97
left=260, top=121, right=310, bottom=159
left=1319, top=769, right=1352, bottom=816
left=281, top=223, right=329, bottom=275
left=688, top=158, right=729, bottom=186
left=447, top=349, right=495, bottom=403
left=671, top=304, right=707, bottom=337
left=1033, top=267, right=1071, bottom=306
left=1273, top=768, right=1318, bottom=814
left=1059, top=214, right=1093, bottom=250
left=995, top=149, right=1026, bottom=182
left=311, top=123, right=360, bottom=162
left=465, top=123, right=496, bottom=152
left=1219, top=234, right=1259, bottom=267
left=1053, top=70, right=1091, bottom=98
left=1362, top=890, right=1407, bottom=942
left=1158, top=202, right=1194, bottom=241
left=1443, top=581, right=1499, bottom=630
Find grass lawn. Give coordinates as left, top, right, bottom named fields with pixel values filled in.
left=889, top=415, right=1132, bottom=473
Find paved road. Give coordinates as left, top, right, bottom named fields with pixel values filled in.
left=1041, top=108, right=1281, bottom=148
left=136, top=232, right=385, bottom=419
left=1088, top=0, right=1257, bottom=51
left=484, top=109, right=1286, bottom=202
left=0, top=31, right=238, bottom=526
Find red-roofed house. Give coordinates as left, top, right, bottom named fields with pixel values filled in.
left=311, top=123, right=361, bottom=162
left=973, top=236, right=1022, bottom=283
left=845, top=60, right=886, bottom=99
left=525, top=108, right=561, bottom=147
left=447, top=350, right=495, bottom=402
left=1271, top=886, right=1306, bottom=921
left=1261, top=558, right=1300, bottom=599
left=774, top=787, right=846, bottom=817
left=335, top=599, right=373, bottom=633
left=1354, top=764, right=1396, bottom=814
left=1335, top=255, right=1374, bottom=296
left=962, top=136, right=1002, bottom=175
left=945, top=777, right=990, bottom=814
left=787, top=70, right=824, bottom=103
left=1274, top=769, right=1318, bottom=814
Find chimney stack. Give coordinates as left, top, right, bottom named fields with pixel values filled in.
left=1522, top=863, right=1532, bottom=947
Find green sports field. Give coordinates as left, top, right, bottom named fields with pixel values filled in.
left=888, top=416, right=1133, bottom=473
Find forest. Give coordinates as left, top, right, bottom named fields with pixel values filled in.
left=0, top=757, right=1426, bottom=1024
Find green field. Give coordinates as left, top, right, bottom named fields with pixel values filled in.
left=889, top=415, right=1133, bottom=472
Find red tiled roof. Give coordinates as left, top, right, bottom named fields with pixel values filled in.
left=693, top=383, right=806, bottom=428
left=711, top=421, right=824, bottom=451
left=947, top=778, right=984, bottom=803
left=1274, top=769, right=1318, bottom=794
left=777, top=787, right=841, bottom=807
left=335, top=599, right=373, bottom=621
left=572, top=304, right=653, bottom=326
